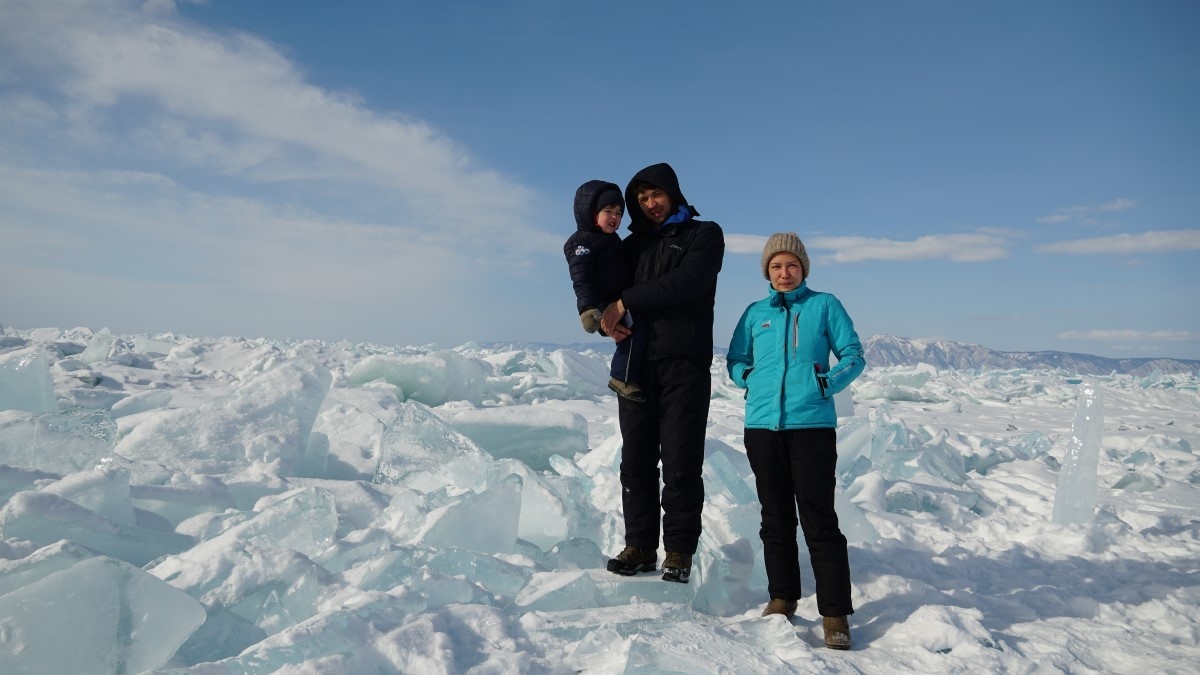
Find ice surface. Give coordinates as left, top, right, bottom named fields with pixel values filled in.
left=836, top=488, right=882, bottom=543
left=704, top=446, right=758, bottom=505
left=834, top=381, right=855, bottom=417
left=0, top=347, right=57, bottom=413
left=1052, top=379, right=1104, bottom=525
left=489, top=458, right=576, bottom=550
left=42, top=466, right=136, bottom=526
left=416, top=473, right=522, bottom=554
left=302, top=385, right=399, bottom=481
left=115, top=359, right=331, bottom=478
left=1, top=329, right=1199, bottom=673
left=1111, top=471, right=1160, bottom=492
left=537, top=348, right=611, bottom=397
left=0, top=464, right=58, bottom=504
left=440, top=405, right=587, bottom=471
left=426, top=546, right=532, bottom=597
left=0, top=407, right=115, bottom=474
left=0, top=489, right=193, bottom=566
left=133, top=334, right=177, bottom=355
left=0, top=556, right=205, bottom=674
left=623, top=618, right=796, bottom=673
left=110, top=389, right=172, bottom=418
left=374, top=400, right=493, bottom=492
left=347, top=350, right=487, bottom=406
left=78, top=331, right=115, bottom=365
left=128, top=479, right=237, bottom=528
left=0, top=539, right=94, bottom=596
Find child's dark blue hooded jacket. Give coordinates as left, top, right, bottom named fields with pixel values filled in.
left=564, top=179, right=632, bottom=314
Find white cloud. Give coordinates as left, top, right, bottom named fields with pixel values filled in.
left=724, top=232, right=1011, bottom=263
left=1037, top=198, right=1136, bottom=224
left=0, top=0, right=562, bottom=343
left=1035, top=214, right=1072, bottom=224
left=809, top=233, right=1010, bottom=263
left=724, top=234, right=769, bottom=255
left=1035, top=230, right=1200, bottom=255
left=1097, top=198, right=1136, bottom=212
left=0, top=162, right=549, bottom=343
left=0, top=0, right=543, bottom=248
left=1058, top=330, right=1192, bottom=342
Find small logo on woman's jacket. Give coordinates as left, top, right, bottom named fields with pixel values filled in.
left=760, top=320, right=772, bottom=329
left=573, top=246, right=590, bottom=256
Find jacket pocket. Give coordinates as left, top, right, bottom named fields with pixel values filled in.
left=740, top=367, right=754, bottom=387
left=784, top=360, right=824, bottom=406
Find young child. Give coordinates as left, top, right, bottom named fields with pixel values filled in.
left=564, top=179, right=645, bottom=403
left=726, top=232, right=866, bottom=650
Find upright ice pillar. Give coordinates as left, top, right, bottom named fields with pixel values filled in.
left=1051, top=379, right=1104, bottom=525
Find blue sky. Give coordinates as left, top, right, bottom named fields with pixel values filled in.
left=2, top=0, right=1198, bottom=359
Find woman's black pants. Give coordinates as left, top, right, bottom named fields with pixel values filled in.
left=744, top=427, right=854, bottom=617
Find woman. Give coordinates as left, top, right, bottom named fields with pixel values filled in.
left=726, top=232, right=865, bottom=650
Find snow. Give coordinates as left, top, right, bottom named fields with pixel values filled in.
left=1, top=326, right=1198, bottom=673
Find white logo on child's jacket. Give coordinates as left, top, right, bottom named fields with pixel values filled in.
left=573, top=246, right=590, bottom=256
left=761, top=320, right=771, bottom=329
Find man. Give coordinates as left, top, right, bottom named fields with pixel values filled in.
left=600, top=162, right=725, bottom=583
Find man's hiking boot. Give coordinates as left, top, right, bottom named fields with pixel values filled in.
left=823, top=616, right=852, bottom=650
left=762, top=599, right=798, bottom=618
left=661, top=551, right=692, bottom=584
left=608, top=378, right=647, bottom=403
left=606, top=546, right=656, bottom=576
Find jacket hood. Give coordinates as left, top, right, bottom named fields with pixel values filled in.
left=573, top=179, right=624, bottom=232
left=624, top=163, right=699, bottom=231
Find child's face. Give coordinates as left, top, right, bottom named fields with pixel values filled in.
left=595, top=205, right=623, bottom=234
left=768, top=253, right=804, bottom=292
left=636, top=187, right=672, bottom=225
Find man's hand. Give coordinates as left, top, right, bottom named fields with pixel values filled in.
left=601, top=300, right=630, bottom=341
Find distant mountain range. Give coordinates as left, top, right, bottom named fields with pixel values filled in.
left=7, top=328, right=1191, bottom=377
left=861, top=335, right=1200, bottom=375
left=481, top=336, right=1200, bottom=376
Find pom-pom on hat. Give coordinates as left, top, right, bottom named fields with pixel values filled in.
left=761, top=232, right=809, bottom=281
left=595, top=187, right=624, bottom=214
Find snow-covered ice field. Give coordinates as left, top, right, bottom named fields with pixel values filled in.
left=1, top=326, right=1198, bottom=673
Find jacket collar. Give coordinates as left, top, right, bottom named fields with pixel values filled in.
left=768, top=281, right=809, bottom=307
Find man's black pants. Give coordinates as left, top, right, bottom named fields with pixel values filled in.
left=618, top=356, right=710, bottom=554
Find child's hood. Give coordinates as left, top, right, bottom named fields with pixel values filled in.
left=573, top=179, right=624, bottom=232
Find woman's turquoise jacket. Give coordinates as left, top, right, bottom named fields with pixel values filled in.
left=726, top=282, right=865, bottom=430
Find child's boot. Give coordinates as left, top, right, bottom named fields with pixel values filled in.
left=608, top=378, right=646, bottom=403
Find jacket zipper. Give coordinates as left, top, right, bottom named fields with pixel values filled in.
left=777, top=302, right=790, bottom=430
left=776, top=297, right=806, bottom=430
left=792, top=311, right=799, bottom=357
left=653, top=238, right=671, bottom=278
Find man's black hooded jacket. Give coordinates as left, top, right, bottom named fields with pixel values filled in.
left=621, top=163, right=725, bottom=362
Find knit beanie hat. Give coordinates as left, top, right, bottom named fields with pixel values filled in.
left=761, top=232, right=810, bottom=281
left=595, top=187, right=624, bottom=214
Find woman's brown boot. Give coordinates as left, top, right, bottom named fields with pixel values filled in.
left=823, top=616, right=851, bottom=650
left=761, top=599, right=798, bottom=618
